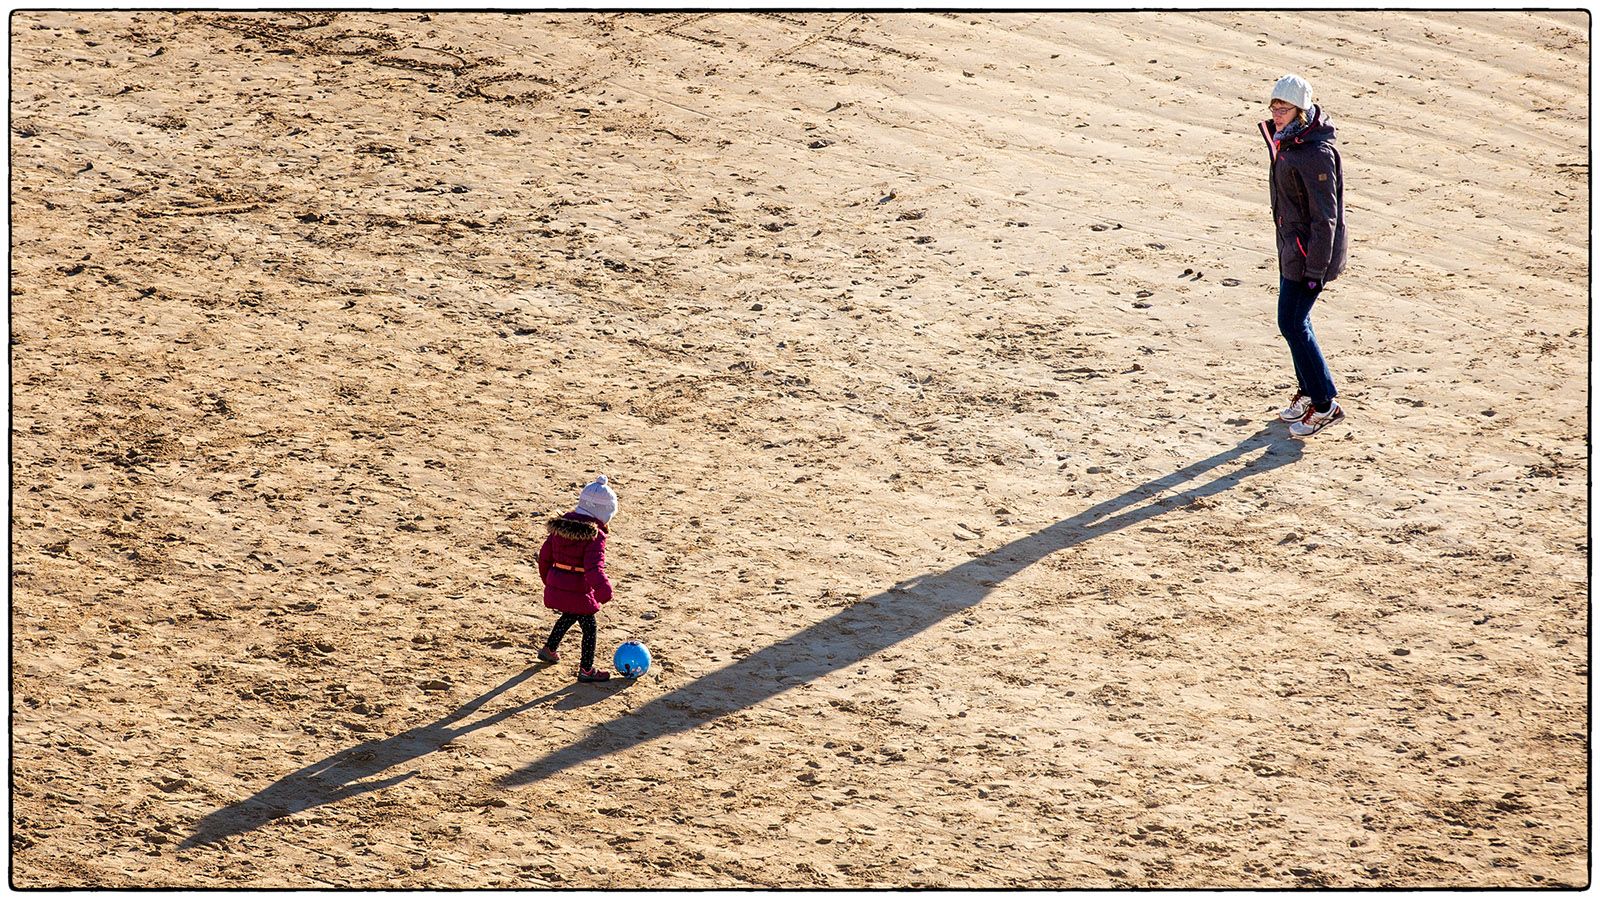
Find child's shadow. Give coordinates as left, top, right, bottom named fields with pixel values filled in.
left=530, top=678, right=636, bottom=712
left=180, top=665, right=629, bottom=849
left=183, top=424, right=1298, bottom=844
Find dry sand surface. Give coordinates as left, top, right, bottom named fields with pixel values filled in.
left=9, top=10, right=1589, bottom=889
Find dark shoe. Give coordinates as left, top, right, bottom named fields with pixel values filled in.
left=577, top=667, right=611, bottom=682
left=537, top=646, right=560, bottom=664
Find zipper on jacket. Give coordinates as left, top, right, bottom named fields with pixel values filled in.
left=1261, top=120, right=1281, bottom=220
left=1258, top=120, right=1280, bottom=161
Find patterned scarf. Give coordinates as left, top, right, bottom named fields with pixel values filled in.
left=1273, top=104, right=1318, bottom=142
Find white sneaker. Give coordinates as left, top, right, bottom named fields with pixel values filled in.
left=1289, top=400, right=1346, bottom=438
left=1278, top=392, right=1312, bottom=422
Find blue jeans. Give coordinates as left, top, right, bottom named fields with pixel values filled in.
left=1277, top=276, right=1337, bottom=406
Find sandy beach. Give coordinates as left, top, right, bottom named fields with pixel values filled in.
left=9, top=11, right=1588, bottom=887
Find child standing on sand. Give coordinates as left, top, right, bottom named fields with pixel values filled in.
left=536, top=475, right=618, bottom=682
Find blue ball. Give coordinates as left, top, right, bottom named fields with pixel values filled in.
left=613, top=640, right=651, bottom=678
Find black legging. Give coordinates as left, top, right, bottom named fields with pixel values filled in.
left=545, top=613, right=597, bottom=669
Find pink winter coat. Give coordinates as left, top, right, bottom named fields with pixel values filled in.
left=537, top=512, right=613, bottom=615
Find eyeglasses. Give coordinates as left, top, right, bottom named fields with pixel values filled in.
left=1269, top=104, right=1296, bottom=114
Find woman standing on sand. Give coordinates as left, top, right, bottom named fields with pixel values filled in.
left=1258, top=73, right=1349, bottom=438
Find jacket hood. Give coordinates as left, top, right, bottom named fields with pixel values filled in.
left=1282, top=104, right=1336, bottom=148
left=547, top=513, right=602, bottom=541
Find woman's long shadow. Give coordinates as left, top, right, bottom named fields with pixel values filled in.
left=500, top=423, right=1301, bottom=787
left=182, top=424, right=1297, bottom=845
left=180, top=670, right=632, bottom=848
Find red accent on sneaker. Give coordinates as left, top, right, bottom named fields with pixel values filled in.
left=1290, top=402, right=1345, bottom=438
left=1280, top=392, right=1312, bottom=422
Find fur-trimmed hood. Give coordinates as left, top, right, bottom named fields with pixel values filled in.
left=547, top=514, right=603, bottom=541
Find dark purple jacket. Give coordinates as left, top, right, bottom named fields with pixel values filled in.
left=537, top=512, right=613, bottom=615
left=1259, top=105, right=1348, bottom=283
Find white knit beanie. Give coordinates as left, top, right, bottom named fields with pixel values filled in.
left=573, top=475, right=618, bottom=523
left=1270, top=73, right=1313, bottom=111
